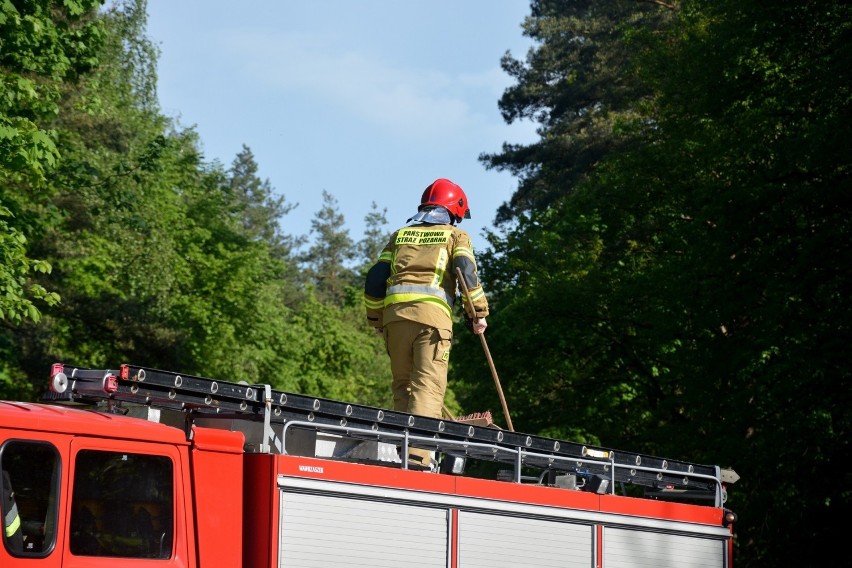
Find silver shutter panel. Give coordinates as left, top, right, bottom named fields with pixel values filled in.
left=278, top=491, right=448, bottom=568
left=458, top=511, right=594, bottom=568
left=603, top=527, right=726, bottom=568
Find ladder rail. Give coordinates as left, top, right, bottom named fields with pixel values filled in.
left=44, top=363, right=723, bottom=498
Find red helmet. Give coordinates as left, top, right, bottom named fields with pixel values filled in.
left=420, top=178, right=471, bottom=222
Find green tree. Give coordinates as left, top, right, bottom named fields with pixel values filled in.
left=0, top=0, right=103, bottom=325
left=11, top=0, right=183, bottom=376
left=227, top=144, right=301, bottom=260
left=1, top=0, right=394, bottom=411
left=481, top=0, right=673, bottom=223
left=461, top=0, right=851, bottom=565
left=356, top=201, right=389, bottom=268
left=631, top=1, right=852, bottom=563
left=301, top=190, right=357, bottom=303
left=2, top=0, right=259, bottom=393
left=274, top=292, right=390, bottom=407
left=459, top=0, right=677, bottom=443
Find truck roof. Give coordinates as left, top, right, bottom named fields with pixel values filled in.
left=0, top=400, right=188, bottom=445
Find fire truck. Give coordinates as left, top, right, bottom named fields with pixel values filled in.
left=1, top=363, right=737, bottom=567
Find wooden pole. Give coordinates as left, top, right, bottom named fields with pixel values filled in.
left=455, top=267, right=514, bottom=432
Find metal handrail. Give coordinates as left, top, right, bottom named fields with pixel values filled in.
left=279, top=420, right=724, bottom=504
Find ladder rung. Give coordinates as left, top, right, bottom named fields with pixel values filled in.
left=44, top=363, right=721, bottom=497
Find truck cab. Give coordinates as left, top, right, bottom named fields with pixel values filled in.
left=0, top=401, right=244, bottom=567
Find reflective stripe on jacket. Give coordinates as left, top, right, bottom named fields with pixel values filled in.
left=364, top=223, right=488, bottom=330
left=2, top=471, right=21, bottom=540
left=4, top=502, right=20, bottom=537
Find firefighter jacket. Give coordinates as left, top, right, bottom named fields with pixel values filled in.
left=364, top=223, right=489, bottom=331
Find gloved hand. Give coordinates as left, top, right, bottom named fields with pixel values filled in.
left=472, top=317, right=487, bottom=335
left=464, top=315, right=487, bottom=335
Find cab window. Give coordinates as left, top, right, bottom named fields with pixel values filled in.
left=1, top=441, right=61, bottom=556
left=70, top=450, right=173, bottom=559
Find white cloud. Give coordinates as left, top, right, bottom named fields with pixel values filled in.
left=219, top=30, right=507, bottom=142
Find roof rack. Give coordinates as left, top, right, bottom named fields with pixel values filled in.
left=44, top=363, right=729, bottom=506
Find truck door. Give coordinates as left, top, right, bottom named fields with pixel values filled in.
left=61, top=438, right=189, bottom=568
left=0, top=438, right=63, bottom=567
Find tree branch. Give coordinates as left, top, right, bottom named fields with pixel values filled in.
left=636, top=0, right=677, bottom=10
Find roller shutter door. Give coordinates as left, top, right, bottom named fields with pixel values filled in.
left=458, top=511, right=593, bottom=568
left=278, top=491, right=448, bottom=568
left=603, top=527, right=725, bottom=568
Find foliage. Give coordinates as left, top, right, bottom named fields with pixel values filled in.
left=0, top=0, right=103, bottom=182
left=0, top=0, right=103, bottom=325
left=481, top=0, right=673, bottom=223
left=6, top=2, right=846, bottom=565
left=357, top=201, right=389, bottom=268
left=299, top=190, right=358, bottom=304
left=458, top=0, right=851, bottom=565
left=0, top=0, right=393, bottom=413
left=228, top=144, right=301, bottom=260
left=274, top=293, right=391, bottom=407
left=640, top=1, right=852, bottom=561
left=0, top=206, right=60, bottom=323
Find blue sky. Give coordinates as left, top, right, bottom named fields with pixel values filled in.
left=146, top=1, right=538, bottom=254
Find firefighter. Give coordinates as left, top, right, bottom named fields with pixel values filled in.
left=364, top=178, right=489, bottom=469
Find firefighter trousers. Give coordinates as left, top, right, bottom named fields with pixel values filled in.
left=384, top=320, right=452, bottom=465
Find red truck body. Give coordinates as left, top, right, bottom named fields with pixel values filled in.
left=1, top=366, right=735, bottom=567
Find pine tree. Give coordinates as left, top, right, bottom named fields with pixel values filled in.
left=227, top=144, right=301, bottom=260
left=357, top=201, right=389, bottom=268
left=301, top=191, right=357, bottom=303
